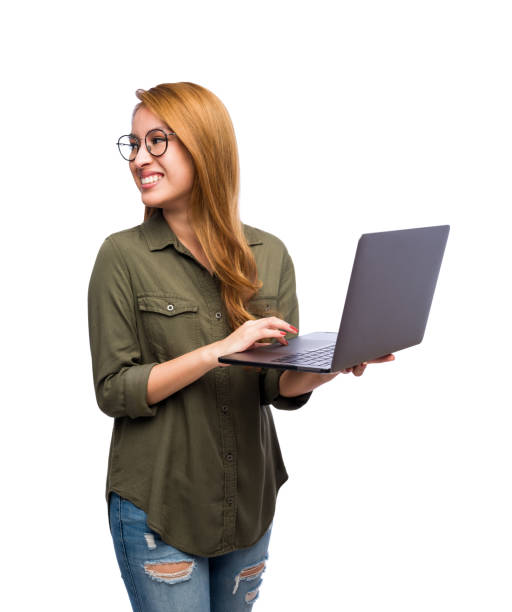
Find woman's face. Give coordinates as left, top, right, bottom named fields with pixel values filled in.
left=129, top=105, right=195, bottom=211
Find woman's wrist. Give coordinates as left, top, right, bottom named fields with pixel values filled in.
left=202, top=340, right=225, bottom=370
left=278, top=369, right=339, bottom=397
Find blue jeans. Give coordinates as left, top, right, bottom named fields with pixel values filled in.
left=109, top=491, right=273, bottom=611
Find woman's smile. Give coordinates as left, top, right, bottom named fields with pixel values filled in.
left=140, top=173, right=164, bottom=188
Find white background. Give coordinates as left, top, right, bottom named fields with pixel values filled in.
left=2, top=1, right=510, bottom=610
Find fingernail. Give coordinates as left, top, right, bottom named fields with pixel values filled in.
left=289, top=325, right=298, bottom=333
left=280, top=331, right=287, bottom=335
left=363, top=362, right=368, bottom=366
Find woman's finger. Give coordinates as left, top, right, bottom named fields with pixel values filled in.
left=367, top=354, right=395, bottom=364
left=262, top=317, right=298, bottom=336
left=352, top=363, right=367, bottom=376
left=260, top=327, right=290, bottom=346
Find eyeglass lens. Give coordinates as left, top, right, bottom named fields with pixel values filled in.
left=118, top=129, right=169, bottom=161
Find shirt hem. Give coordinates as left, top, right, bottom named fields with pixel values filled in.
left=106, top=473, right=288, bottom=558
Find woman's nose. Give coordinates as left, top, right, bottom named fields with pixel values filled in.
left=133, top=141, right=153, bottom=165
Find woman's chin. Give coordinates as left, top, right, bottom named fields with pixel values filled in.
left=141, top=193, right=163, bottom=207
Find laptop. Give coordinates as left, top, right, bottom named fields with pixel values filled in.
left=218, top=224, right=450, bottom=373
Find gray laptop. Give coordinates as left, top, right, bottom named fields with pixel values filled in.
left=218, top=224, right=450, bottom=373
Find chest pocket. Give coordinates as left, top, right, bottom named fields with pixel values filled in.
left=246, top=296, right=297, bottom=345
left=137, top=293, right=200, bottom=360
left=246, top=296, right=279, bottom=319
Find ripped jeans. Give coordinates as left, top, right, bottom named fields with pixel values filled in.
left=109, top=491, right=273, bottom=611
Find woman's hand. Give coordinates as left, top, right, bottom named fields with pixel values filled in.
left=278, top=353, right=396, bottom=396
left=214, top=316, right=297, bottom=367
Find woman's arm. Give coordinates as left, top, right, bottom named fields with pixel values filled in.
left=147, top=347, right=396, bottom=406
left=278, top=369, right=341, bottom=397
left=146, top=342, right=222, bottom=405
left=278, top=353, right=396, bottom=397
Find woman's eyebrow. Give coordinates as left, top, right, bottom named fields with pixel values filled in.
left=129, top=126, right=169, bottom=138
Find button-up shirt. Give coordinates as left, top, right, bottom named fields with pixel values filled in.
left=87, top=207, right=313, bottom=557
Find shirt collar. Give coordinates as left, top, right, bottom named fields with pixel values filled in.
left=142, top=208, right=263, bottom=251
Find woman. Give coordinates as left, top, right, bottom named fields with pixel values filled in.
left=87, top=81, right=394, bottom=612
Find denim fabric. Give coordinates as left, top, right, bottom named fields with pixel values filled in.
left=109, top=491, right=273, bottom=611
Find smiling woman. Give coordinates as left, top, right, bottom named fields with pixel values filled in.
left=88, top=81, right=384, bottom=612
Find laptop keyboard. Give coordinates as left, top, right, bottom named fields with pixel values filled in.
left=270, top=344, right=335, bottom=367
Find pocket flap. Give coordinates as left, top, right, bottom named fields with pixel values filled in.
left=137, top=294, right=199, bottom=317
left=246, top=296, right=278, bottom=317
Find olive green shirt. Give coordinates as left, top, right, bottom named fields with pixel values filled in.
left=87, top=207, right=313, bottom=557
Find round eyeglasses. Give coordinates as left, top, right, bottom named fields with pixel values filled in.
left=116, top=128, right=177, bottom=161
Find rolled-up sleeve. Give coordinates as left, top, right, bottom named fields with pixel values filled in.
left=259, top=246, right=313, bottom=410
left=87, top=236, right=159, bottom=419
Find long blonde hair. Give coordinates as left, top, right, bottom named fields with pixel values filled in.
left=132, top=82, right=281, bottom=332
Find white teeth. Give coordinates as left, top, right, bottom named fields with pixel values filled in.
left=141, top=174, right=163, bottom=185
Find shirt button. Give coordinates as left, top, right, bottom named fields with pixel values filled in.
left=167, top=304, right=174, bottom=311
left=225, top=453, right=233, bottom=462
left=226, top=497, right=234, bottom=505
left=215, top=312, right=222, bottom=319
left=221, top=405, right=229, bottom=413
left=264, top=304, right=271, bottom=312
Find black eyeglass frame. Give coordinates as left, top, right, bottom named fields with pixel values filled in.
left=116, top=128, right=177, bottom=161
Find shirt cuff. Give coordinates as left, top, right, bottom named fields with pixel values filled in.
left=123, top=362, right=160, bottom=419
left=259, top=367, right=313, bottom=411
